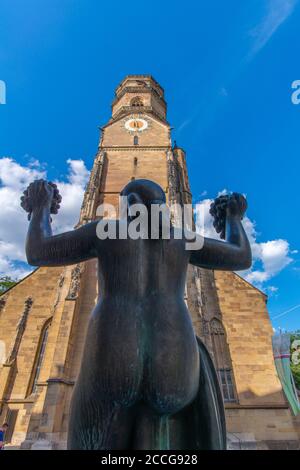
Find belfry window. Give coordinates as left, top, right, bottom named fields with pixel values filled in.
left=210, top=318, right=236, bottom=402
left=29, top=319, right=51, bottom=394
left=134, top=136, right=139, bottom=146
left=131, top=96, right=143, bottom=107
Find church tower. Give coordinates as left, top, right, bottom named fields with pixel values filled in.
left=0, top=76, right=299, bottom=449
left=78, top=75, right=172, bottom=223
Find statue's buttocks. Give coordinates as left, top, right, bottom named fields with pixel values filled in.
left=81, top=237, right=200, bottom=415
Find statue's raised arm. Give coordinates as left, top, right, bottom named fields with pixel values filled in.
left=21, top=179, right=97, bottom=267
left=189, top=193, right=252, bottom=271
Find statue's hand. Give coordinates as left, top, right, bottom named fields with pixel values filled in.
left=226, top=193, right=247, bottom=218
left=20, top=179, right=62, bottom=220
left=209, top=193, right=247, bottom=239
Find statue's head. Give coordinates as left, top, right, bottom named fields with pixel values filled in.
left=120, top=179, right=166, bottom=209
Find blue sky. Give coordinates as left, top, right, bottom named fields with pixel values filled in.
left=0, top=0, right=299, bottom=331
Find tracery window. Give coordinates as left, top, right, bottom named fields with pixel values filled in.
left=29, top=319, right=51, bottom=394
left=210, top=318, right=236, bottom=402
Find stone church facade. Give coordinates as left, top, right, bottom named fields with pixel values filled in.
left=0, top=75, right=299, bottom=449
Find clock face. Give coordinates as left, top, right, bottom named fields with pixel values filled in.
left=124, top=117, right=148, bottom=132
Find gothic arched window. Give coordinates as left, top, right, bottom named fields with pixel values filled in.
left=131, top=96, right=143, bottom=107
left=28, top=319, right=51, bottom=395
left=210, top=318, right=236, bottom=402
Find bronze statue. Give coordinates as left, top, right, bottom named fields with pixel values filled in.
left=21, top=178, right=251, bottom=450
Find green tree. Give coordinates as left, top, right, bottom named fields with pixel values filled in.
left=0, top=276, right=16, bottom=294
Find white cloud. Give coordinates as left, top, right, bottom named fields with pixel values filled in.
left=267, top=286, right=279, bottom=293
left=0, top=157, right=45, bottom=190
left=217, top=188, right=228, bottom=196
left=66, top=159, right=89, bottom=187
left=52, top=161, right=89, bottom=234
left=260, top=239, right=292, bottom=276
left=0, top=157, right=89, bottom=280
left=195, top=198, right=217, bottom=239
left=241, top=221, right=293, bottom=285
left=249, top=0, right=298, bottom=56
left=195, top=195, right=294, bottom=289
left=245, top=270, right=269, bottom=284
